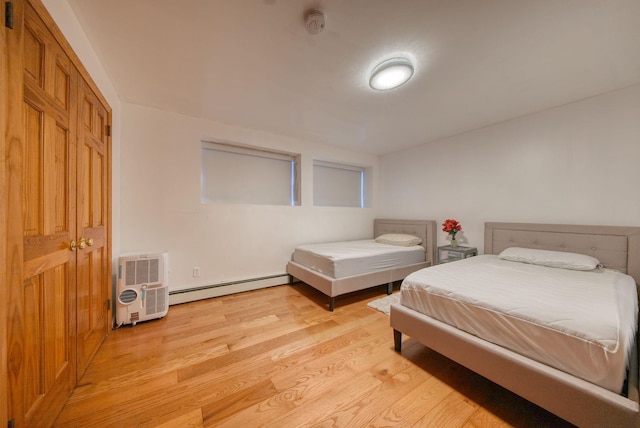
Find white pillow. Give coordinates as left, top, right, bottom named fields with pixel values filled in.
left=498, top=247, right=601, bottom=271
left=375, top=233, right=422, bottom=247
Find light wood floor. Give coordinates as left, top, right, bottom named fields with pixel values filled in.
left=54, top=284, right=575, bottom=427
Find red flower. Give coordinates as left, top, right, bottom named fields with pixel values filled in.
left=442, top=219, right=462, bottom=235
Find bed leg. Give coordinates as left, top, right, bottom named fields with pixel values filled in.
left=329, top=297, right=335, bottom=312
left=386, top=282, right=393, bottom=295
left=394, top=329, right=402, bottom=352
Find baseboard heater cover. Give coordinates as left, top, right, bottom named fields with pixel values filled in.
left=169, top=273, right=290, bottom=305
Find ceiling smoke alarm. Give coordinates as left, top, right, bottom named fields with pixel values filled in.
left=305, top=10, right=325, bottom=35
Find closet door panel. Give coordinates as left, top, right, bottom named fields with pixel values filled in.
left=75, top=78, right=110, bottom=379
left=18, top=3, right=78, bottom=426
left=21, top=103, right=76, bottom=426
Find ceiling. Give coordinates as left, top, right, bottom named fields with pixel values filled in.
left=67, top=0, right=640, bottom=155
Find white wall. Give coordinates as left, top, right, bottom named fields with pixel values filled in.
left=120, top=103, right=379, bottom=291
left=379, top=85, right=640, bottom=253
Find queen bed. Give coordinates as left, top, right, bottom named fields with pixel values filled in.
left=287, top=219, right=436, bottom=311
left=390, top=222, right=640, bottom=427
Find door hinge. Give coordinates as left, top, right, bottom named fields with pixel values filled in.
left=106, top=125, right=111, bottom=137
left=106, top=299, right=111, bottom=311
left=5, top=1, right=14, bottom=29
left=8, top=419, right=16, bottom=428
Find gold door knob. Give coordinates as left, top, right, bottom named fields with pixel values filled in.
left=78, top=237, right=94, bottom=250
left=73, top=237, right=95, bottom=250
left=78, top=237, right=93, bottom=250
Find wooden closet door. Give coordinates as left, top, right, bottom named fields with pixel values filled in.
left=6, top=1, right=112, bottom=426
left=76, top=77, right=110, bottom=378
left=19, top=2, right=78, bottom=425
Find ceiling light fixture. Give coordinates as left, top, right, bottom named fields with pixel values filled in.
left=369, top=57, right=414, bottom=91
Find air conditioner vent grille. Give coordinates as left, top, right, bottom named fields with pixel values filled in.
left=136, top=259, right=149, bottom=284
left=145, top=288, right=167, bottom=315
left=125, top=260, right=136, bottom=285
left=118, top=288, right=138, bottom=304
left=125, top=257, right=162, bottom=286
left=149, top=258, right=159, bottom=282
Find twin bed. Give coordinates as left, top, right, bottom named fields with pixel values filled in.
left=286, top=219, right=436, bottom=311
left=289, top=220, right=640, bottom=427
left=392, top=222, right=640, bottom=427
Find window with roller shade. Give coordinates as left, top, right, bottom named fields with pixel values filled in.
left=313, top=160, right=370, bottom=207
left=201, top=141, right=300, bottom=206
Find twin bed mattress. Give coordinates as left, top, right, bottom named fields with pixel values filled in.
left=400, top=255, right=638, bottom=393
left=292, top=239, right=426, bottom=279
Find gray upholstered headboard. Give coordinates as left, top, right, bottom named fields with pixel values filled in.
left=374, top=219, right=437, bottom=267
left=485, top=222, right=640, bottom=284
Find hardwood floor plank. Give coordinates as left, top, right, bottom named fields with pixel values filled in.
left=62, top=371, right=178, bottom=408
left=366, top=358, right=464, bottom=426
left=242, top=370, right=382, bottom=427
left=176, top=319, right=340, bottom=383
left=413, top=390, right=478, bottom=428
left=302, top=348, right=436, bottom=426
left=155, top=408, right=204, bottom=428
left=53, top=284, right=575, bottom=428
left=201, top=378, right=280, bottom=424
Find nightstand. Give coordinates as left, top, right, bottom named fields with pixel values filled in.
left=437, top=245, right=478, bottom=264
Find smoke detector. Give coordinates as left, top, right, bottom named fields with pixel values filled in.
left=305, top=10, right=325, bottom=35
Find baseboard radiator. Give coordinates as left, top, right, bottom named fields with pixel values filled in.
left=168, top=273, right=290, bottom=305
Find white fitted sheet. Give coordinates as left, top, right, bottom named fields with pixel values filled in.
left=400, top=255, right=638, bottom=393
left=292, top=239, right=426, bottom=279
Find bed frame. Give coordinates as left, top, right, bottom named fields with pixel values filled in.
left=287, top=219, right=436, bottom=311
left=391, top=222, right=640, bottom=428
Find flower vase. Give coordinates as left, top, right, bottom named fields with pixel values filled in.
left=450, top=238, right=458, bottom=248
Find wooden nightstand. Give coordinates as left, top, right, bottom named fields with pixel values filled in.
left=437, top=245, right=478, bottom=264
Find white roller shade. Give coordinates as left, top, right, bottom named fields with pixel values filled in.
left=201, top=142, right=297, bottom=206
left=313, top=161, right=363, bottom=207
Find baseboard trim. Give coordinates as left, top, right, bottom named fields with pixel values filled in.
left=168, top=274, right=290, bottom=305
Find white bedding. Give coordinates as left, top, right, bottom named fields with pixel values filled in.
left=292, top=239, right=425, bottom=279
left=400, top=255, right=639, bottom=393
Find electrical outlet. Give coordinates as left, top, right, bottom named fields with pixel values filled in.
left=193, top=267, right=200, bottom=277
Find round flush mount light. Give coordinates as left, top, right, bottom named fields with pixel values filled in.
left=369, top=57, right=414, bottom=91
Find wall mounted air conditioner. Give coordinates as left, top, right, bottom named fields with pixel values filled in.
left=116, top=252, right=169, bottom=326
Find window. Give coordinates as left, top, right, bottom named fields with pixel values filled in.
left=201, top=141, right=300, bottom=206
left=313, top=160, right=370, bottom=207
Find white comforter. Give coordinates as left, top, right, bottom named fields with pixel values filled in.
left=400, top=255, right=638, bottom=392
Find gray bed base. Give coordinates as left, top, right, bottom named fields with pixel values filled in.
left=287, top=219, right=436, bottom=311
left=391, top=222, right=640, bottom=427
